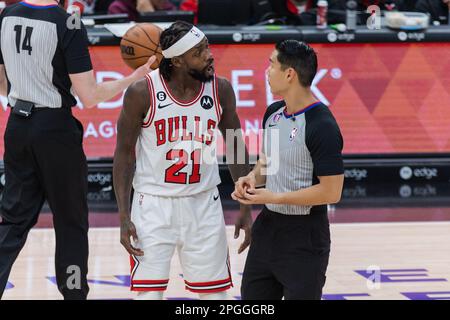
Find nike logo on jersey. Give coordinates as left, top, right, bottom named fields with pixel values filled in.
left=268, top=124, right=277, bottom=127
left=158, top=102, right=173, bottom=109
left=213, top=194, right=219, bottom=201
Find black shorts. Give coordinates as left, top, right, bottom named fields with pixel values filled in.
left=241, top=206, right=331, bottom=300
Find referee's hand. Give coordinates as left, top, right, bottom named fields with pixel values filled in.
left=131, top=56, right=157, bottom=80
left=232, top=173, right=256, bottom=200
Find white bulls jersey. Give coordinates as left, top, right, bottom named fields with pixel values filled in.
left=132, top=69, right=223, bottom=197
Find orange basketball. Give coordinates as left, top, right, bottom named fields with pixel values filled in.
left=120, top=23, right=163, bottom=70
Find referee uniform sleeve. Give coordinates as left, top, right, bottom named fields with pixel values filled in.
left=306, top=115, right=344, bottom=176
left=0, top=34, right=3, bottom=65
left=63, top=21, right=93, bottom=74
left=0, top=9, right=6, bottom=65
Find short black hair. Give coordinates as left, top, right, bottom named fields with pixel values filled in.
left=159, top=21, right=193, bottom=81
left=275, top=40, right=317, bottom=87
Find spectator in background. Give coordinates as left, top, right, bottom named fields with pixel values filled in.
left=180, top=0, right=302, bottom=25
left=95, top=0, right=115, bottom=14
left=266, top=0, right=303, bottom=24
left=179, top=0, right=197, bottom=23
left=68, top=0, right=97, bottom=14
left=108, top=0, right=175, bottom=21
left=299, top=0, right=405, bottom=25
left=399, top=0, right=418, bottom=11
left=415, top=0, right=449, bottom=24
left=149, top=0, right=176, bottom=10
left=179, top=0, right=195, bottom=11
left=298, top=0, right=346, bottom=25
left=108, top=0, right=138, bottom=20
left=1, top=0, right=114, bottom=14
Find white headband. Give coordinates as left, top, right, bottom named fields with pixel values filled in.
left=162, top=26, right=206, bottom=59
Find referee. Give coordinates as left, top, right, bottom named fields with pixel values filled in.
left=232, top=40, right=344, bottom=300
left=0, top=0, right=154, bottom=299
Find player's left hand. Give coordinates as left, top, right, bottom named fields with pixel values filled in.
left=234, top=205, right=252, bottom=254
left=234, top=188, right=280, bottom=205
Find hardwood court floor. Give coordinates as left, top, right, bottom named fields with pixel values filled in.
left=3, top=221, right=450, bottom=300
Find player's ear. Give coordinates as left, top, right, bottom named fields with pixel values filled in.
left=171, top=56, right=183, bottom=68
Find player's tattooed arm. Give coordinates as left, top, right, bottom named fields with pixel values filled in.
left=113, top=79, right=150, bottom=256
left=217, top=77, right=252, bottom=254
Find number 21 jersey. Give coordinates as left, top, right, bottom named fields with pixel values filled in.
left=132, top=69, right=222, bottom=197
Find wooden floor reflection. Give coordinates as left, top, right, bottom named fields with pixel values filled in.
left=3, top=222, right=450, bottom=300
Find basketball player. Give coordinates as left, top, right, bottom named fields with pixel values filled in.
left=113, top=21, right=252, bottom=300
left=232, top=40, right=344, bottom=300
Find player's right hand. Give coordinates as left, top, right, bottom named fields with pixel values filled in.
left=131, top=55, right=157, bottom=80
left=120, top=217, right=144, bottom=256
left=232, top=172, right=256, bottom=200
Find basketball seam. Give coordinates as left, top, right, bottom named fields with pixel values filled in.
left=121, top=38, right=154, bottom=52
left=136, top=24, right=160, bottom=48
left=122, top=56, right=153, bottom=60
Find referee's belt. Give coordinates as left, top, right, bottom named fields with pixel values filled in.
left=9, top=100, right=71, bottom=117
left=9, top=103, right=64, bottom=109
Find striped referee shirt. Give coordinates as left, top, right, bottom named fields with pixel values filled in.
left=0, top=2, right=92, bottom=108
left=262, top=100, right=344, bottom=216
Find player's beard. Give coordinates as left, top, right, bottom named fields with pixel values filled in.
left=188, top=67, right=214, bottom=83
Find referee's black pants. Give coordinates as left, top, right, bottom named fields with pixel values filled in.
left=241, top=206, right=330, bottom=300
left=0, top=108, right=89, bottom=300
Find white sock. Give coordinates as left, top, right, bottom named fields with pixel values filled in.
left=198, top=291, right=229, bottom=300
left=135, top=291, right=164, bottom=300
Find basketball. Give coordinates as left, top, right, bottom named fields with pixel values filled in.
left=120, top=23, right=163, bottom=70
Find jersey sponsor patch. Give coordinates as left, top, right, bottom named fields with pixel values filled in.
left=200, top=96, right=214, bottom=110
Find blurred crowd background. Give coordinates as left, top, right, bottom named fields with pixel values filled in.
left=1, top=0, right=448, bottom=26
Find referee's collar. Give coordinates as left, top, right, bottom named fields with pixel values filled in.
left=283, top=101, right=322, bottom=119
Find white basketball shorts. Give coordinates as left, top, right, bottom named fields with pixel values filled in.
left=129, top=187, right=233, bottom=293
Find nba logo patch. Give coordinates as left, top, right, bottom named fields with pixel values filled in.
left=289, top=127, right=298, bottom=141
left=139, top=194, right=144, bottom=206
left=273, top=113, right=281, bottom=123
left=191, top=29, right=201, bottom=37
